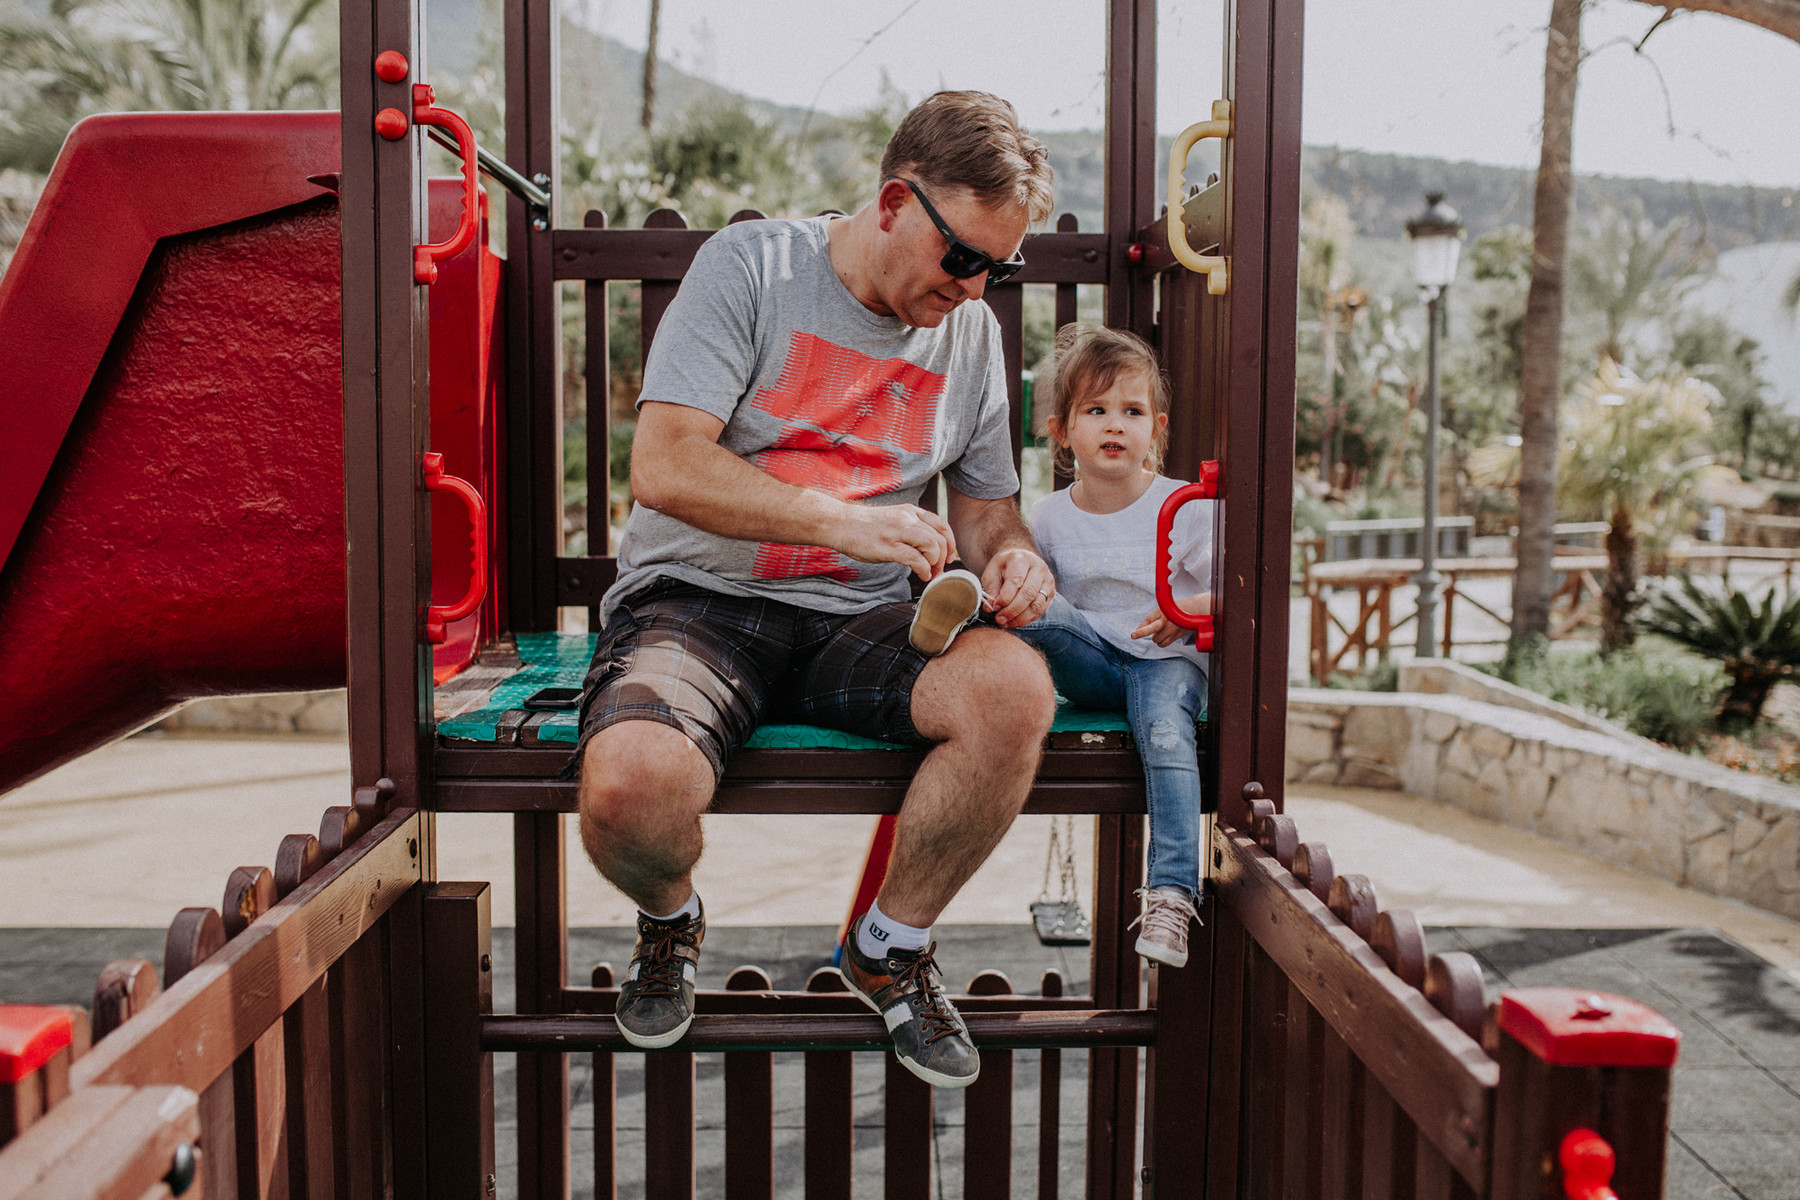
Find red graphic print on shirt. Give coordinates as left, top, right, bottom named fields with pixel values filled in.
left=749, top=333, right=945, bottom=581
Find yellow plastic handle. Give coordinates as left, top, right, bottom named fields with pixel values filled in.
left=1167, top=99, right=1232, bottom=295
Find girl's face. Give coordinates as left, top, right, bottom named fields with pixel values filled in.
left=1051, top=370, right=1167, bottom=482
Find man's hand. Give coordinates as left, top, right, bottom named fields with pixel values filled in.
left=835, top=504, right=957, bottom=582
left=1130, top=592, right=1211, bottom=647
left=981, top=547, right=1056, bottom=629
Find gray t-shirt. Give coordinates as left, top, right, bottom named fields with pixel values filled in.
left=1028, top=475, right=1214, bottom=668
left=603, top=216, right=1020, bottom=623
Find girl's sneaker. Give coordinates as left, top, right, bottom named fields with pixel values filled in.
left=1131, top=886, right=1199, bottom=968
left=909, top=569, right=984, bottom=656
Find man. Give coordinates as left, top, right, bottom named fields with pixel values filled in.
left=574, top=92, right=1058, bottom=1090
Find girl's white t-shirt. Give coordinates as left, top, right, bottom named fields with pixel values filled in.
left=1027, top=475, right=1214, bottom=668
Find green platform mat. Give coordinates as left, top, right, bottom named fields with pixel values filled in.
left=437, top=632, right=1134, bottom=748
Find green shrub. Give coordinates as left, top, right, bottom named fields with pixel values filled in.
left=1639, top=576, right=1800, bottom=730
left=1328, top=658, right=1399, bottom=692
left=1501, top=639, right=1723, bottom=749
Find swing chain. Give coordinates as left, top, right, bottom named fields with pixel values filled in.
left=1031, top=814, right=1092, bottom=945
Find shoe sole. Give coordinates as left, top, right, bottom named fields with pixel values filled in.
left=1136, top=935, right=1188, bottom=969
left=615, top=1013, right=693, bottom=1050
left=909, top=575, right=981, bottom=656
left=839, top=967, right=980, bottom=1090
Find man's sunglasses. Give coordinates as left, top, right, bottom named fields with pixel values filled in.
left=890, top=177, right=1026, bottom=287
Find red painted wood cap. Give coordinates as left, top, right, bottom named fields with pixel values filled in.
left=1498, top=988, right=1680, bottom=1068
left=0, top=1005, right=73, bottom=1082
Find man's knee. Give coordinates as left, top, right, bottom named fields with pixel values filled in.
left=917, top=629, right=1056, bottom=743
left=578, top=721, right=713, bottom=837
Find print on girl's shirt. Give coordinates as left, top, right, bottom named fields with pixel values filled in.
left=748, top=333, right=945, bottom=580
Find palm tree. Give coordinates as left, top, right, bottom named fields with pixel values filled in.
left=1566, top=201, right=1700, bottom=368
left=0, top=0, right=335, bottom=174
left=1512, top=0, right=1584, bottom=649
left=1561, top=360, right=1719, bottom=653
left=1473, top=359, right=1722, bottom=654
left=1641, top=575, right=1800, bottom=729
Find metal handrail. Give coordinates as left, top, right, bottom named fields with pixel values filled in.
left=425, top=124, right=551, bottom=224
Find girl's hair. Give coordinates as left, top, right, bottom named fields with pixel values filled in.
left=1036, top=324, right=1171, bottom=476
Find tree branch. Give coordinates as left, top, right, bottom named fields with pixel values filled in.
left=1618, top=0, right=1800, bottom=45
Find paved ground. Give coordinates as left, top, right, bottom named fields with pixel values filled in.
left=8, top=734, right=1800, bottom=1196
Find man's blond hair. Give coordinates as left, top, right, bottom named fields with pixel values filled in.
left=880, top=91, right=1054, bottom=226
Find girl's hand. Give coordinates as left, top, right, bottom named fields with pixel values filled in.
left=1129, top=593, right=1212, bottom=648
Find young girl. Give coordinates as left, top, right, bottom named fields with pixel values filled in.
left=1016, top=325, right=1212, bottom=968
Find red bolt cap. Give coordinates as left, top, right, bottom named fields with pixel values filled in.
left=374, top=107, right=409, bottom=140
left=1498, top=988, right=1680, bottom=1068
left=374, top=50, right=409, bottom=83
left=0, top=1006, right=73, bottom=1083
left=1126, top=242, right=1145, bottom=264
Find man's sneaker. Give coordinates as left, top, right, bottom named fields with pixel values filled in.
left=1131, top=886, right=1199, bottom=968
left=840, top=920, right=979, bottom=1089
left=909, top=568, right=984, bottom=656
left=615, top=902, right=705, bottom=1049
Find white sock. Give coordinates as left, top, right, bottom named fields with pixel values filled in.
left=643, top=889, right=701, bottom=924
left=859, top=900, right=929, bottom=958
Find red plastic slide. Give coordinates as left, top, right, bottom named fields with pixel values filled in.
left=0, top=112, right=503, bottom=794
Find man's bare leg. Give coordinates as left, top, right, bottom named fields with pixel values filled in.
left=875, top=627, right=1056, bottom=926
left=577, top=720, right=715, bottom=917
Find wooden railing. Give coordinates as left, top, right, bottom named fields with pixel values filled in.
left=0, top=793, right=430, bottom=1198
left=1173, top=788, right=1680, bottom=1197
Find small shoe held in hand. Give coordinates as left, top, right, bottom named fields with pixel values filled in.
left=909, top=568, right=984, bottom=657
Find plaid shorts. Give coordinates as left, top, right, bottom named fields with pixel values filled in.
left=573, top=578, right=931, bottom=779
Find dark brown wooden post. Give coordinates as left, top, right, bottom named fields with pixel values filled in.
left=422, top=882, right=496, bottom=1198
left=591, top=964, right=617, bottom=1200
left=883, top=1053, right=932, bottom=1196
left=964, top=970, right=1017, bottom=1198
left=723, top=967, right=775, bottom=1200
left=801, top=969, right=853, bottom=1199
left=1104, top=0, right=1157, bottom=338
left=644, top=1048, right=696, bottom=1199
left=1144, top=902, right=1211, bottom=1197
left=503, top=0, right=561, bottom=630
left=1208, top=0, right=1306, bottom=829
left=514, top=810, right=569, bottom=1200
left=1086, top=813, right=1144, bottom=1200
left=1489, top=988, right=1679, bottom=1200
left=584, top=210, right=612, bottom=568
left=1037, top=970, right=1065, bottom=1200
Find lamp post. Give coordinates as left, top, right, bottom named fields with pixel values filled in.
left=1406, top=191, right=1465, bottom=659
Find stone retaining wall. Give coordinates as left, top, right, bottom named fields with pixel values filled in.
left=1288, top=687, right=1800, bottom=922
left=144, top=690, right=347, bottom=736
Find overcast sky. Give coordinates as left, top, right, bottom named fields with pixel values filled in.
left=570, top=0, right=1800, bottom=191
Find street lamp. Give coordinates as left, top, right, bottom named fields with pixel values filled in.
left=1406, top=191, right=1465, bottom=659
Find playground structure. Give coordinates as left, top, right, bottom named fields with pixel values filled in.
left=0, top=0, right=1685, bottom=1197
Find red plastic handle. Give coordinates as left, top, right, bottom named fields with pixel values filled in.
left=423, top=452, right=487, bottom=643
left=1155, top=460, right=1220, bottom=651
left=1560, top=1129, right=1619, bottom=1200
left=411, top=84, right=479, bottom=285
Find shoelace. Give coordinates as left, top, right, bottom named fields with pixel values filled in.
left=891, top=943, right=960, bottom=1045
left=1127, top=888, right=1198, bottom=941
left=631, top=918, right=700, bottom=998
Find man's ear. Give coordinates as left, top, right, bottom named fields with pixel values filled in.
left=876, top=178, right=910, bottom=233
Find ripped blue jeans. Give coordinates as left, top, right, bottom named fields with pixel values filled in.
left=1012, top=595, right=1207, bottom=897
